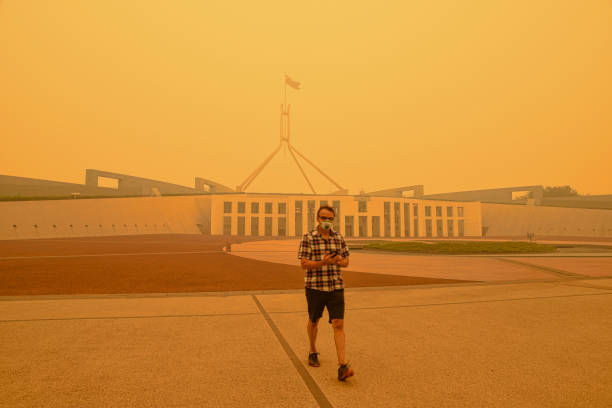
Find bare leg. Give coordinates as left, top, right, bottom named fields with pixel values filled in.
left=331, top=319, right=346, bottom=365
left=307, top=318, right=319, bottom=353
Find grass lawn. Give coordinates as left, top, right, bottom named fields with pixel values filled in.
left=0, top=193, right=211, bottom=201
left=362, top=241, right=558, bottom=254
left=0, top=195, right=129, bottom=201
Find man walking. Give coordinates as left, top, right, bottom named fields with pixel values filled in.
left=298, top=205, right=355, bottom=381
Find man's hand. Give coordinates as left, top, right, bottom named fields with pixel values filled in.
left=326, top=252, right=347, bottom=267
left=322, top=253, right=336, bottom=265
left=332, top=254, right=349, bottom=267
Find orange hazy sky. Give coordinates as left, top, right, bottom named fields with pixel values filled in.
left=1, top=1, right=611, bottom=195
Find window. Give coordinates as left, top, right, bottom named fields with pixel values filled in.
left=359, top=216, right=368, bottom=237
left=458, top=219, right=465, bottom=236
left=358, top=200, right=367, bottom=212
left=413, top=219, right=419, bottom=237
left=372, top=216, right=381, bottom=237
left=447, top=206, right=453, bottom=217
left=295, top=201, right=303, bottom=236
left=251, top=202, right=259, bottom=214
left=458, top=207, right=464, bottom=217
left=345, top=216, right=354, bottom=237
left=265, top=202, right=273, bottom=214
left=278, top=202, right=286, bottom=214
left=447, top=219, right=454, bottom=237
left=320, top=200, right=328, bottom=207
left=237, top=202, right=246, bottom=214
left=436, top=219, right=443, bottom=236
left=251, top=217, right=259, bottom=236
left=436, top=206, right=442, bottom=217
left=265, top=217, right=273, bottom=236
left=404, top=203, right=410, bottom=237
left=307, top=200, right=316, bottom=231
left=383, top=202, right=391, bottom=237
left=237, top=217, right=245, bottom=235
left=278, top=218, right=287, bottom=236
left=413, top=204, right=418, bottom=217
left=425, top=219, right=432, bottom=237
left=223, top=216, right=232, bottom=235
left=332, top=200, right=341, bottom=232
left=394, top=202, right=401, bottom=237
left=425, top=206, right=432, bottom=217
left=223, top=202, right=232, bottom=213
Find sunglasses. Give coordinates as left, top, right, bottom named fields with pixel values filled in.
left=319, top=216, right=334, bottom=221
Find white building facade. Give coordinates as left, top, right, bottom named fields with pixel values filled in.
left=211, top=194, right=482, bottom=238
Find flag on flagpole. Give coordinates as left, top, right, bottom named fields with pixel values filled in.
left=285, top=74, right=301, bottom=90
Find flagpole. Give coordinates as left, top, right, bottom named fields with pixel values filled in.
left=236, top=74, right=347, bottom=194
left=283, top=76, right=288, bottom=153
left=284, top=75, right=287, bottom=108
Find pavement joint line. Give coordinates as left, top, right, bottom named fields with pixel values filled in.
left=5, top=291, right=611, bottom=324
left=251, top=295, right=333, bottom=408
left=559, top=282, right=612, bottom=291
left=346, top=291, right=612, bottom=310
left=0, top=312, right=261, bottom=324
left=0, top=250, right=225, bottom=260
left=492, top=257, right=584, bottom=278
left=4, top=277, right=612, bottom=301
left=262, top=291, right=612, bottom=314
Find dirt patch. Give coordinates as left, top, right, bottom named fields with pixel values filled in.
left=0, top=234, right=471, bottom=296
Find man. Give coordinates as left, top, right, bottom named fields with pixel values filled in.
left=298, top=205, right=355, bottom=381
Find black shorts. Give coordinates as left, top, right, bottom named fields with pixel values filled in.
left=305, top=287, right=345, bottom=324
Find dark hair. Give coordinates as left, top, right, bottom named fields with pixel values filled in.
left=317, top=205, right=335, bottom=218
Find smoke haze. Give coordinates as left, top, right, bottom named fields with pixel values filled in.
left=1, top=0, right=610, bottom=194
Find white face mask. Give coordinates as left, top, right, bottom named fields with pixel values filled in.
left=320, top=220, right=333, bottom=231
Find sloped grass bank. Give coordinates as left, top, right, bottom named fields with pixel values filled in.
left=363, top=241, right=558, bottom=254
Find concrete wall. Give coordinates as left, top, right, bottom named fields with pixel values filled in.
left=541, top=195, right=612, bottom=210
left=85, top=169, right=197, bottom=196
left=0, top=194, right=481, bottom=240
left=194, top=177, right=235, bottom=193
left=364, top=185, right=425, bottom=198
left=0, top=196, right=211, bottom=240
left=5, top=195, right=611, bottom=241
left=1, top=171, right=232, bottom=198
left=482, top=203, right=612, bottom=238
left=0, top=175, right=121, bottom=197
left=425, top=186, right=544, bottom=205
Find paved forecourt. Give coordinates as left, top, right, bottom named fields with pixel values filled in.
left=2, top=236, right=612, bottom=407
left=2, top=279, right=612, bottom=408
left=230, top=239, right=612, bottom=282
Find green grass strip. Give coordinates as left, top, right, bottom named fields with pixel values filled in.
left=363, top=241, right=557, bottom=254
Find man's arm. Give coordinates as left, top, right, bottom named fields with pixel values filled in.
left=301, top=258, right=322, bottom=269
left=331, top=236, right=350, bottom=267
left=301, top=254, right=334, bottom=270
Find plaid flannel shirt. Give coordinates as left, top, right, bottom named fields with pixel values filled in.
left=297, top=229, right=350, bottom=291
